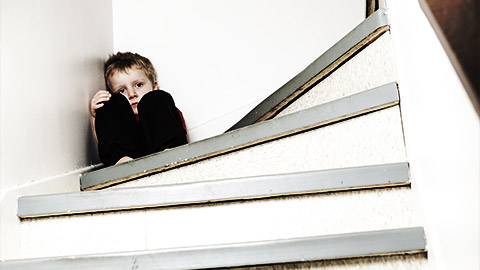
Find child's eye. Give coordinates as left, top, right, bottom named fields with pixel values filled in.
left=136, top=83, right=143, bottom=88
left=118, top=89, right=125, bottom=94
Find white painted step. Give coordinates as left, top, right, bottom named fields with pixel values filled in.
left=0, top=227, right=427, bottom=270
left=81, top=83, right=404, bottom=190
left=19, top=162, right=410, bottom=218
left=16, top=185, right=419, bottom=260
left=113, top=107, right=406, bottom=190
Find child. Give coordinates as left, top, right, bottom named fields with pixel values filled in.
left=90, top=52, right=188, bottom=166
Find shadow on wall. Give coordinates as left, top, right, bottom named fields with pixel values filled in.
left=81, top=57, right=109, bottom=167
left=85, top=123, right=101, bottom=166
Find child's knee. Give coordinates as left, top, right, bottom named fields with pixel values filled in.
left=98, top=93, right=130, bottom=114
left=138, top=90, right=165, bottom=106
left=109, top=93, right=130, bottom=106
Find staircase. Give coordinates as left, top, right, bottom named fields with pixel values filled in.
left=0, top=9, right=428, bottom=269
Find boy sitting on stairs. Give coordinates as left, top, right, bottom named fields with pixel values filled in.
left=89, top=52, right=188, bottom=166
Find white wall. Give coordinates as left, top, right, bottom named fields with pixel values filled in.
left=0, top=0, right=113, bottom=259
left=387, top=1, right=480, bottom=269
left=112, top=0, right=365, bottom=142
left=0, top=0, right=113, bottom=191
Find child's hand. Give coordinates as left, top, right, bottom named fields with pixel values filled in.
left=90, top=90, right=111, bottom=118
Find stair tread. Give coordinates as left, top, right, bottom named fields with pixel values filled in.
left=0, top=227, right=426, bottom=270
left=20, top=162, right=409, bottom=218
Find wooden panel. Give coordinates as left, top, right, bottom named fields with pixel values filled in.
left=366, top=0, right=378, bottom=17
left=420, top=0, right=480, bottom=115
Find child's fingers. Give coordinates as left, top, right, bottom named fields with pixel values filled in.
left=90, top=91, right=111, bottom=117
left=93, top=103, right=105, bottom=110
left=95, top=95, right=111, bottom=104
left=91, top=97, right=108, bottom=110
left=94, top=92, right=111, bottom=101
left=93, top=90, right=110, bottom=98
left=91, top=94, right=111, bottom=107
left=90, top=102, right=105, bottom=117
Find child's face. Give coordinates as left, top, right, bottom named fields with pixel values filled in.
left=109, top=67, right=158, bottom=115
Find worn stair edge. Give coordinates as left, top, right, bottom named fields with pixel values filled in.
left=0, top=227, right=426, bottom=270
left=226, top=8, right=390, bottom=132
left=20, top=162, right=409, bottom=218
left=80, top=82, right=399, bottom=191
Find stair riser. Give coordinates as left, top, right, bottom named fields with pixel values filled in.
left=114, top=106, right=406, bottom=189
left=19, top=187, right=418, bottom=260
left=276, top=33, right=398, bottom=118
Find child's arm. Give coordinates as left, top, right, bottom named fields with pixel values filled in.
left=90, top=90, right=111, bottom=144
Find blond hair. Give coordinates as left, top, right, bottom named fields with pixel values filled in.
left=104, top=52, right=157, bottom=92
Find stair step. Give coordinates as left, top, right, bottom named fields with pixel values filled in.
left=17, top=186, right=417, bottom=259
left=112, top=104, right=406, bottom=190
left=80, top=82, right=399, bottom=191
left=0, top=227, right=426, bottom=270
left=226, top=8, right=390, bottom=131
left=274, top=30, right=398, bottom=119
left=19, top=162, right=409, bottom=218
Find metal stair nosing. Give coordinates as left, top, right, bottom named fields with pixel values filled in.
left=20, top=162, right=410, bottom=218
left=226, top=8, right=390, bottom=132
left=0, top=227, right=426, bottom=270
left=80, top=82, right=399, bottom=191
